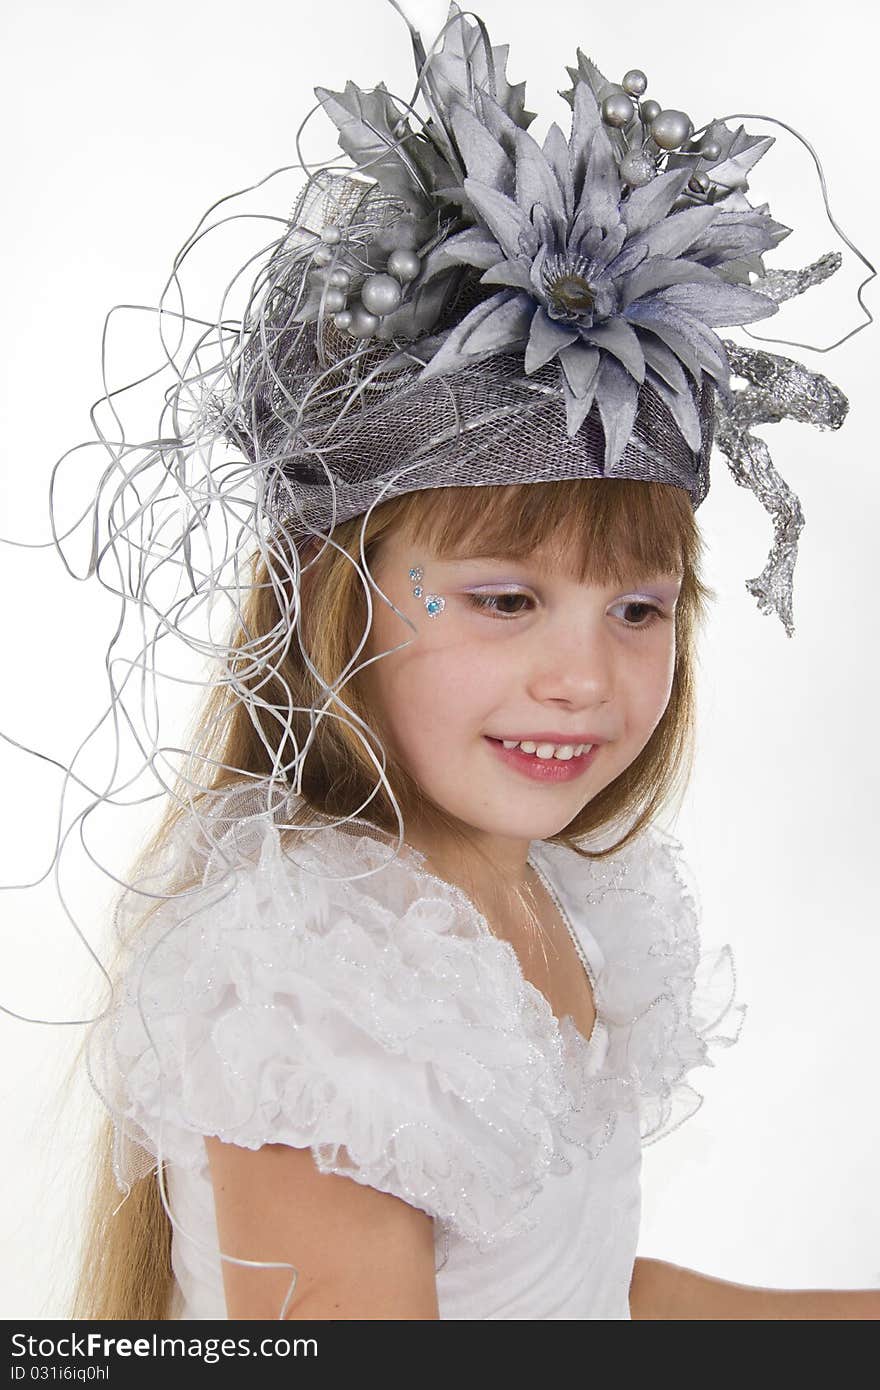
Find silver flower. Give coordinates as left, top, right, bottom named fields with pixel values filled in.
left=415, top=74, right=791, bottom=465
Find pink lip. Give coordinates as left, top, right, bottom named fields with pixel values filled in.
left=483, top=735, right=600, bottom=782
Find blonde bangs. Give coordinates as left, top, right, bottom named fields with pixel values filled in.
left=389, top=479, right=698, bottom=590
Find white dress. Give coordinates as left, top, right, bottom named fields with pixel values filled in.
left=86, top=780, right=745, bottom=1320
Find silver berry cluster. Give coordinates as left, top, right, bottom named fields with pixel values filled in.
left=307, top=223, right=422, bottom=340
left=600, top=67, right=722, bottom=197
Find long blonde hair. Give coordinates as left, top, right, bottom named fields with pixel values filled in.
left=68, top=476, right=715, bottom=1319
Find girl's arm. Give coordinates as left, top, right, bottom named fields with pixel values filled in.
left=629, top=1256, right=880, bottom=1320
left=205, top=1136, right=440, bottom=1319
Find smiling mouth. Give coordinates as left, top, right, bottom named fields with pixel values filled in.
left=483, top=735, right=599, bottom=777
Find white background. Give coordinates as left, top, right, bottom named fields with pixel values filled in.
left=1, top=0, right=877, bottom=1317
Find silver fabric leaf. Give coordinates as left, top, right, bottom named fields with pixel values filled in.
left=712, top=338, right=849, bottom=636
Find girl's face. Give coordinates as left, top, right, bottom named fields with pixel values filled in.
left=362, top=521, right=683, bottom=870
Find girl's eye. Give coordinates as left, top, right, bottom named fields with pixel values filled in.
left=467, top=592, right=669, bottom=631
left=467, top=591, right=534, bottom=617
left=609, top=600, right=669, bottom=632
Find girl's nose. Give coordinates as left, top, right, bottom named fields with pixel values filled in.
left=527, top=625, right=615, bottom=706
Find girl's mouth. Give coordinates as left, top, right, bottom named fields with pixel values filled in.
left=483, top=736, right=599, bottom=782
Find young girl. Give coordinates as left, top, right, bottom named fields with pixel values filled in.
left=81, top=478, right=740, bottom=1320
left=11, top=1, right=878, bottom=1320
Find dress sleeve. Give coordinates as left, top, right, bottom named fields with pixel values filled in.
left=85, top=806, right=579, bottom=1254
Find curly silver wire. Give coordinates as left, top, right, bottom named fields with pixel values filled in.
left=689, top=110, right=876, bottom=353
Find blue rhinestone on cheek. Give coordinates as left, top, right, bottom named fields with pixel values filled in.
left=408, top=563, right=444, bottom=617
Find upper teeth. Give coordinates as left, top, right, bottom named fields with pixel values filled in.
left=501, top=739, right=593, bottom=761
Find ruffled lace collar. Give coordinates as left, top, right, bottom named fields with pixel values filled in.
left=337, top=820, right=746, bottom=1155
left=96, top=778, right=745, bottom=1260
left=183, top=780, right=745, bottom=1155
